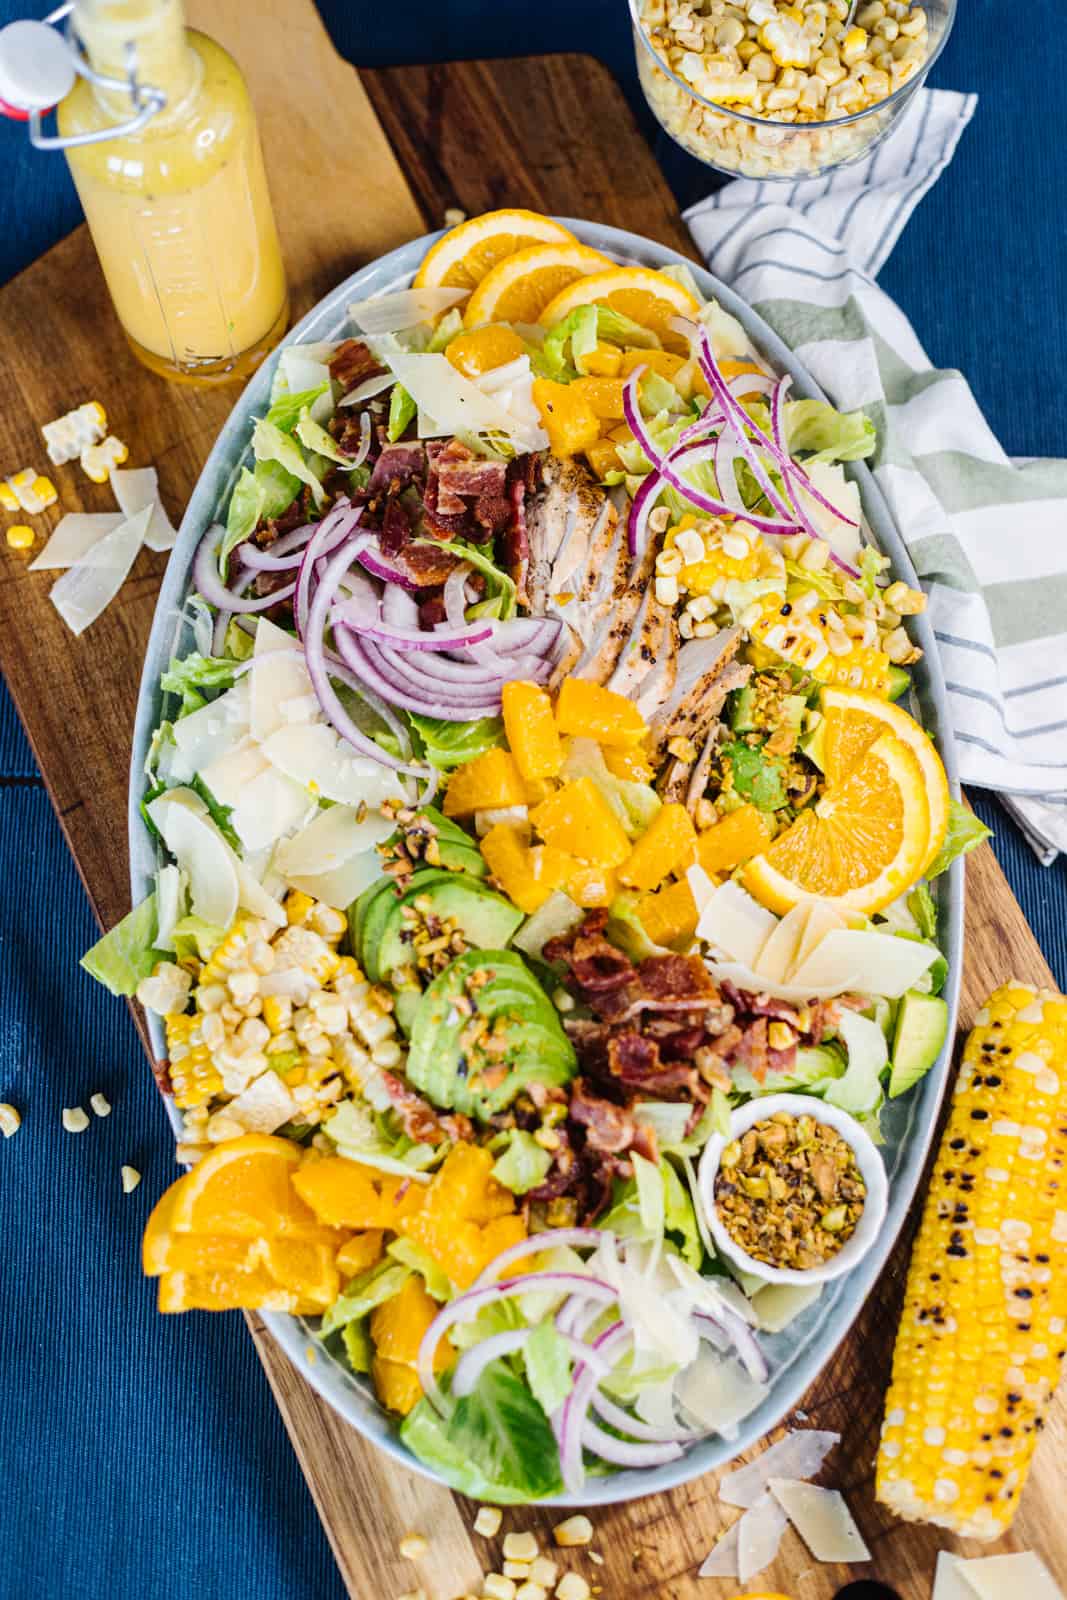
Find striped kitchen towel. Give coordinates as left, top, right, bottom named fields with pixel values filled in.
left=687, top=88, right=1067, bottom=865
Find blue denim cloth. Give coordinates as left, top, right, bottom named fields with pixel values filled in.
left=0, top=5, right=1063, bottom=1597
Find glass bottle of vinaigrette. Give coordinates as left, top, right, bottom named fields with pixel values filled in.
left=58, top=0, right=288, bottom=384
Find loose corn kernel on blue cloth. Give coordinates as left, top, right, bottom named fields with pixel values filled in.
left=0, top=3, right=1065, bottom=1597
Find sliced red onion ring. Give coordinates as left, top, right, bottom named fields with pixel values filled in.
left=356, top=543, right=420, bottom=591
left=661, top=442, right=797, bottom=535
left=728, top=371, right=775, bottom=399
left=359, top=616, right=496, bottom=652
left=554, top=1321, right=629, bottom=1494
left=589, top=1388, right=704, bottom=1444
left=322, top=646, right=411, bottom=758
left=579, top=1419, right=684, bottom=1468
left=194, top=525, right=296, bottom=616
left=443, top=561, right=473, bottom=629
left=295, top=501, right=359, bottom=639
left=622, top=366, right=662, bottom=472
left=382, top=584, right=420, bottom=627
left=348, top=408, right=372, bottom=468
left=417, top=1273, right=619, bottom=1415
left=337, top=631, right=509, bottom=721
left=236, top=521, right=317, bottom=572
left=450, top=1329, right=613, bottom=1401
left=627, top=466, right=663, bottom=560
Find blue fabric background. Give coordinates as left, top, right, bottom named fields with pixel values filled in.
left=0, top=5, right=1063, bottom=1597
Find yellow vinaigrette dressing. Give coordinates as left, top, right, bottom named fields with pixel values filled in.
left=58, top=0, right=288, bottom=383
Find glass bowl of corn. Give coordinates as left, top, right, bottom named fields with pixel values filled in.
left=630, top=0, right=956, bottom=181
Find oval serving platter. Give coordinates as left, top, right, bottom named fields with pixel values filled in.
left=128, top=219, right=963, bottom=1505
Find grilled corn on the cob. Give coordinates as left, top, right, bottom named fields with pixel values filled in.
left=876, top=981, right=1067, bottom=1539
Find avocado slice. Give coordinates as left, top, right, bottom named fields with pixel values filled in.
left=406, top=949, right=576, bottom=1121
left=436, top=838, right=490, bottom=878
left=354, top=868, right=455, bottom=981
left=393, top=986, right=421, bottom=1038
left=376, top=878, right=524, bottom=988
left=887, top=665, right=911, bottom=702
left=888, top=990, right=949, bottom=1098
left=730, top=681, right=759, bottom=734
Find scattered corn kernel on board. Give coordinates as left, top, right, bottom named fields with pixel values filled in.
left=0, top=5, right=1063, bottom=1595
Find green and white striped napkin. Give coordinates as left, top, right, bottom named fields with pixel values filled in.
left=687, top=88, right=1067, bottom=865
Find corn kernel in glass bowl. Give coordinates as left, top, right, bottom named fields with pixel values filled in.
left=629, top=0, right=956, bottom=182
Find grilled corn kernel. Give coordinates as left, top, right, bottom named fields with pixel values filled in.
left=6, top=524, right=34, bottom=550
left=120, top=1164, right=141, bottom=1193
left=62, top=1106, right=90, bottom=1133
left=555, top=1579, right=591, bottom=1600
left=42, top=400, right=107, bottom=465
left=474, top=1507, right=503, bottom=1538
left=398, top=1533, right=428, bottom=1561
left=89, top=1092, right=112, bottom=1118
left=7, top=469, right=58, bottom=513
left=79, top=435, right=128, bottom=483
left=503, top=1533, right=539, bottom=1563
left=0, top=1103, right=21, bottom=1137
left=553, top=1517, right=593, bottom=1547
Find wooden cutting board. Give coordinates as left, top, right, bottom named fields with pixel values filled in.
left=0, top=6, right=1063, bottom=1595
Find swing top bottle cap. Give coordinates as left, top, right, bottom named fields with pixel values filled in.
left=0, top=20, right=76, bottom=118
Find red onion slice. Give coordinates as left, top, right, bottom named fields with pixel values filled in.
left=471, top=1229, right=609, bottom=1289
left=194, top=525, right=296, bottom=616
left=295, top=501, right=359, bottom=639
left=627, top=467, right=663, bottom=560
left=356, top=543, right=420, bottom=592
left=589, top=1388, right=704, bottom=1444
left=662, top=441, right=797, bottom=535
left=450, top=1329, right=613, bottom=1402
left=443, top=561, right=473, bottom=629
left=579, top=1419, right=684, bottom=1468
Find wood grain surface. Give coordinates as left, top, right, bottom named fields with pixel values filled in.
left=0, top=9, right=1062, bottom=1596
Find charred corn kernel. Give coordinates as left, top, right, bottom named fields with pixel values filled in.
left=0, top=483, right=17, bottom=512
left=751, top=596, right=892, bottom=694
left=62, top=1106, right=90, bottom=1133
left=79, top=435, right=128, bottom=483
left=515, top=1585, right=546, bottom=1600
left=166, top=1013, right=224, bottom=1108
left=504, top=1564, right=532, bottom=1581
left=89, top=1092, right=112, bottom=1118
left=503, top=1533, right=539, bottom=1563
left=120, top=1164, right=141, bottom=1193
left=483, top=1578, right=517, bottom=1600
left=6, top=524, right=34, bottom=550
left=555, top=1579, right=590, bottom=1600
left=42, top=400, right=107, bottom=465
left=760, top=16, right=812, bottom=67
left=6, top=469, right=58, bottom=513
left=553, top=1517, right=593, bottom=1548
left=876, top=982, right=1067, bottom=1541
left=399, top=1533, right=428, bottom=1561
left=474, top=1507, right=503, bottom=1538
left=529, top=1560, right=558, bottom=1588
left=0, top=1103, right=21, bottom=1137
left=286, top=889, right=315, bottom=925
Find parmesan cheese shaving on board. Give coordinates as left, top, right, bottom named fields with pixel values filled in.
left=48, top=504, right=151, bottom=635
left=720, top=1428, right=840, bottom=1508
left=948, top=1553, right=1066, bottom=1600
left=737, top=1489, right=790, bottom=1583
left=29, top=512, right=125, bottom=570
left=767, top=1478, right=871, bottom=1562
left=110, top=466, right=178, bottom=553
left=696, top=1520, right=739, bottom=1579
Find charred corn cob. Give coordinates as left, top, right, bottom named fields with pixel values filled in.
left=876, top=982, right=1067, bottom=1540
left=166, top=1013, right=223, bottom=1109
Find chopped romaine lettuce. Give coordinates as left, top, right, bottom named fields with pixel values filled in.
left=221, top=459, right=301, bottom=572
left=323, top=1099, right=441, bottom=1178
left=294, top=410, right=352, bottom=467
left=408, top=714, right=505, bottom=770
left=926, top=799, right=991, bottom=877
left=386, top=1236, right=452, bottom=1302
left=908, top=882, right=938, bottom=942
left=265, top=383, right=330, bottom=434
left=387, top=383, right=417, bottom=443
left=523, top=1324, right=573, bottom=1418
left=639, top=370, right=684, bottom=416
left=341, top=1319, right=373, bottom=1374
left=81, top=895, right=161, bottom=996
left=731, top=1044, right=846, bottom=1099
left=632, top=1150, right=666, bottom=1238
left=632, top=1101, right=690, bottom=1149
left=252, top=417, right=326, bottom=510
left=562, top=738, right=661, bottom=838
left=606, top=893, right=667, bottom=962
left=490, top=1129, right=553, bottom=1195
left=400, top=1361, right=564, bottom=1502
left=189, top=774, right=242, bottom=854
left=170, top=915, right=225, bottom=963
left=784, top=399, right=876, bottom=463
left=859, top=545, right=888, bottom=599
left=599, top=1156, right=703, bottom=1269
left=159, top=652, right=242, bottom=716
left=824, top=1008, right=887, bottom=1117
left=426, top=308, right=464, bottom=354
left=662, top=1157, right=703, bottom=1268
left=321, top=1260, right=411, bottom=1337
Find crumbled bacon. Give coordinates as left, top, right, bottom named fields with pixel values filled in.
left=369, top=440, right=426, bottom=496
left=379, top=1070, right=473, bottom=1145
left=329, top=338, right=387, bottom=393
left=569, top=1080, right=635, bottom=1154
left=503, top=458, right=531, bottom=606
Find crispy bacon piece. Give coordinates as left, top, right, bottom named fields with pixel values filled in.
left=569, top=1079, right=635, bottom=1154
left=379, top=1070, right=473, bottom=1145
left=398, top=542, right=467, bottom=587
left=503, top=458, right=532, bottom=606
left=731, top=1017, right=769, bottom=1082
left=607, top=1031, right=661, bottom=1080
left=638, top=953, right=715, bottom=1000
left=329, top=338, right=387, bottom=393
left=369, top=440, right=426, bottom=495
left=380, top=494, right=413, bottom=556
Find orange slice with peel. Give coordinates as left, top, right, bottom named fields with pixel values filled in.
left=169, top=1134, right=324, bottom=1240
left=817, top=684, right=949, bottom=872
left=464, top=241, right=613, bottom=327
left=743, top=732, right=931, bottom=915
left=414, top=208, right=578, bottom=292
left=539, top=266, right=701, bottom=354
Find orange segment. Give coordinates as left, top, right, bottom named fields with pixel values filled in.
left=156, top=1268, right=301, bottom=1314
left=464, top=242, right=613, bottom=327
left=291, top=1155, right=427, bottom=1231
left=540, top=266, right=701, bottom=355
left=445, top=323, right=526, bottom=377
left=818, top=684, right=950, bottom=871
left=413, top=208, right=578, bottom=292
left=261, top=1238, right=341, bottom=1308
left=169, top=1135, right=324, bottom=1240
left=744, top=732, right=932, bottom=915
left=336, top=1229, right=386, bottom=1279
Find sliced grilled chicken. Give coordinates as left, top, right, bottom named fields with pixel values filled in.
left=648, top=629, right=751, bottom=761
left=526, top=455, right=609, bottom=616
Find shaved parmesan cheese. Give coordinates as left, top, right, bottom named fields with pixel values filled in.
left=277, top=347, right=334, bottom=422
left=154, top=864, right=186, bottom=953
left=796, top=461, right=863, bottom=567
left=934, top=1554, right=984, bottom=1600
left=348, top=286, right=468, bottom=335
left=794, top=901, right=849, bottom=972
left=696, top=879, right=777, bottom=969
left=750, top=1279, right=824, bottom=1332
left=261, top=722, right=403, bottom=808
left=49, top=504, right=151, bottom=635
left=338, top=371, right=394, bottom=407
left=384, top=352, right=547, bottom=451
left=767, top=1479, right=870, bottom=1563
left=169, top=679, right=251, bottom=781
left=697, top=1520, right=740, bottom=1580
left=146, top=792, right=239, bottom=930
left=954, top=1553, right=1065, bottom=1600
left=755, top=901, right=812, bottom=985
left=273, top=803, right=393, bottom=879
left=721, top=1429, right=839, bottom=1509
left=199, top=737, right=270, bottom=808
left=674, top=1350, right=766, bottom=1435
left=227, top=1070, right=298, bottom=1135
left=283, top=852, right=385, bottom=909
left=110, top=466, right=178, bottom=552
left=228, top=766, right=311, bottom=855
left=790, top=928, right=937, bottom=997
left=738, top=1489, right=790, bottom=1582
left=29, top=512, right=124, bottom=570
left=250, top=616, right=316, bottom=742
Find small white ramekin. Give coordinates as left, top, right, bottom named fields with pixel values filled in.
left=698, top=1093, right=889, bottom=1288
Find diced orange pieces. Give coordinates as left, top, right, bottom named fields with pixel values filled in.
left=371, top=1359, right=424, bottom=1416
left=638, top=877, right=700, bottom=949
left=400, top=1210, right=526, bottom=1290
left=443, top=747, right=529, bottom=817
left=569, top=375, right=626, bottom=421
left=619, top=802, right=698, bottom=892
left=481, top=823, right=551, bottom=915
left=530, top=777, right=632, bottom=866
left=260, top=1237, right=341, bottom=1309
left=426, top=1144, right=515, bottom=1225
left=370, top=1275, right=452, bottom=1415
left=583, top=438, right=623, bottom=480
left=603, top=745, right=654, bottom=783
left=157, top=1267, right=300, bottom=1315
left=696, top=803, right=773, bottom=874
left=532, top=378, right=601, bottom=457
left=167, top=1134, right=327, bottom=1241
left=445, top=323, right=525, bottom=378
left=565, top=862, right=618, bottom=908
left=335, top=1229, right=386, bottom=1279
left=581, top=342, right=623, bottom=376
left=555, top=678, right=647, bottom=748
left=502, top=681, right=564, bottom=781
left=292, top=1156, right=427, bottom=1231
